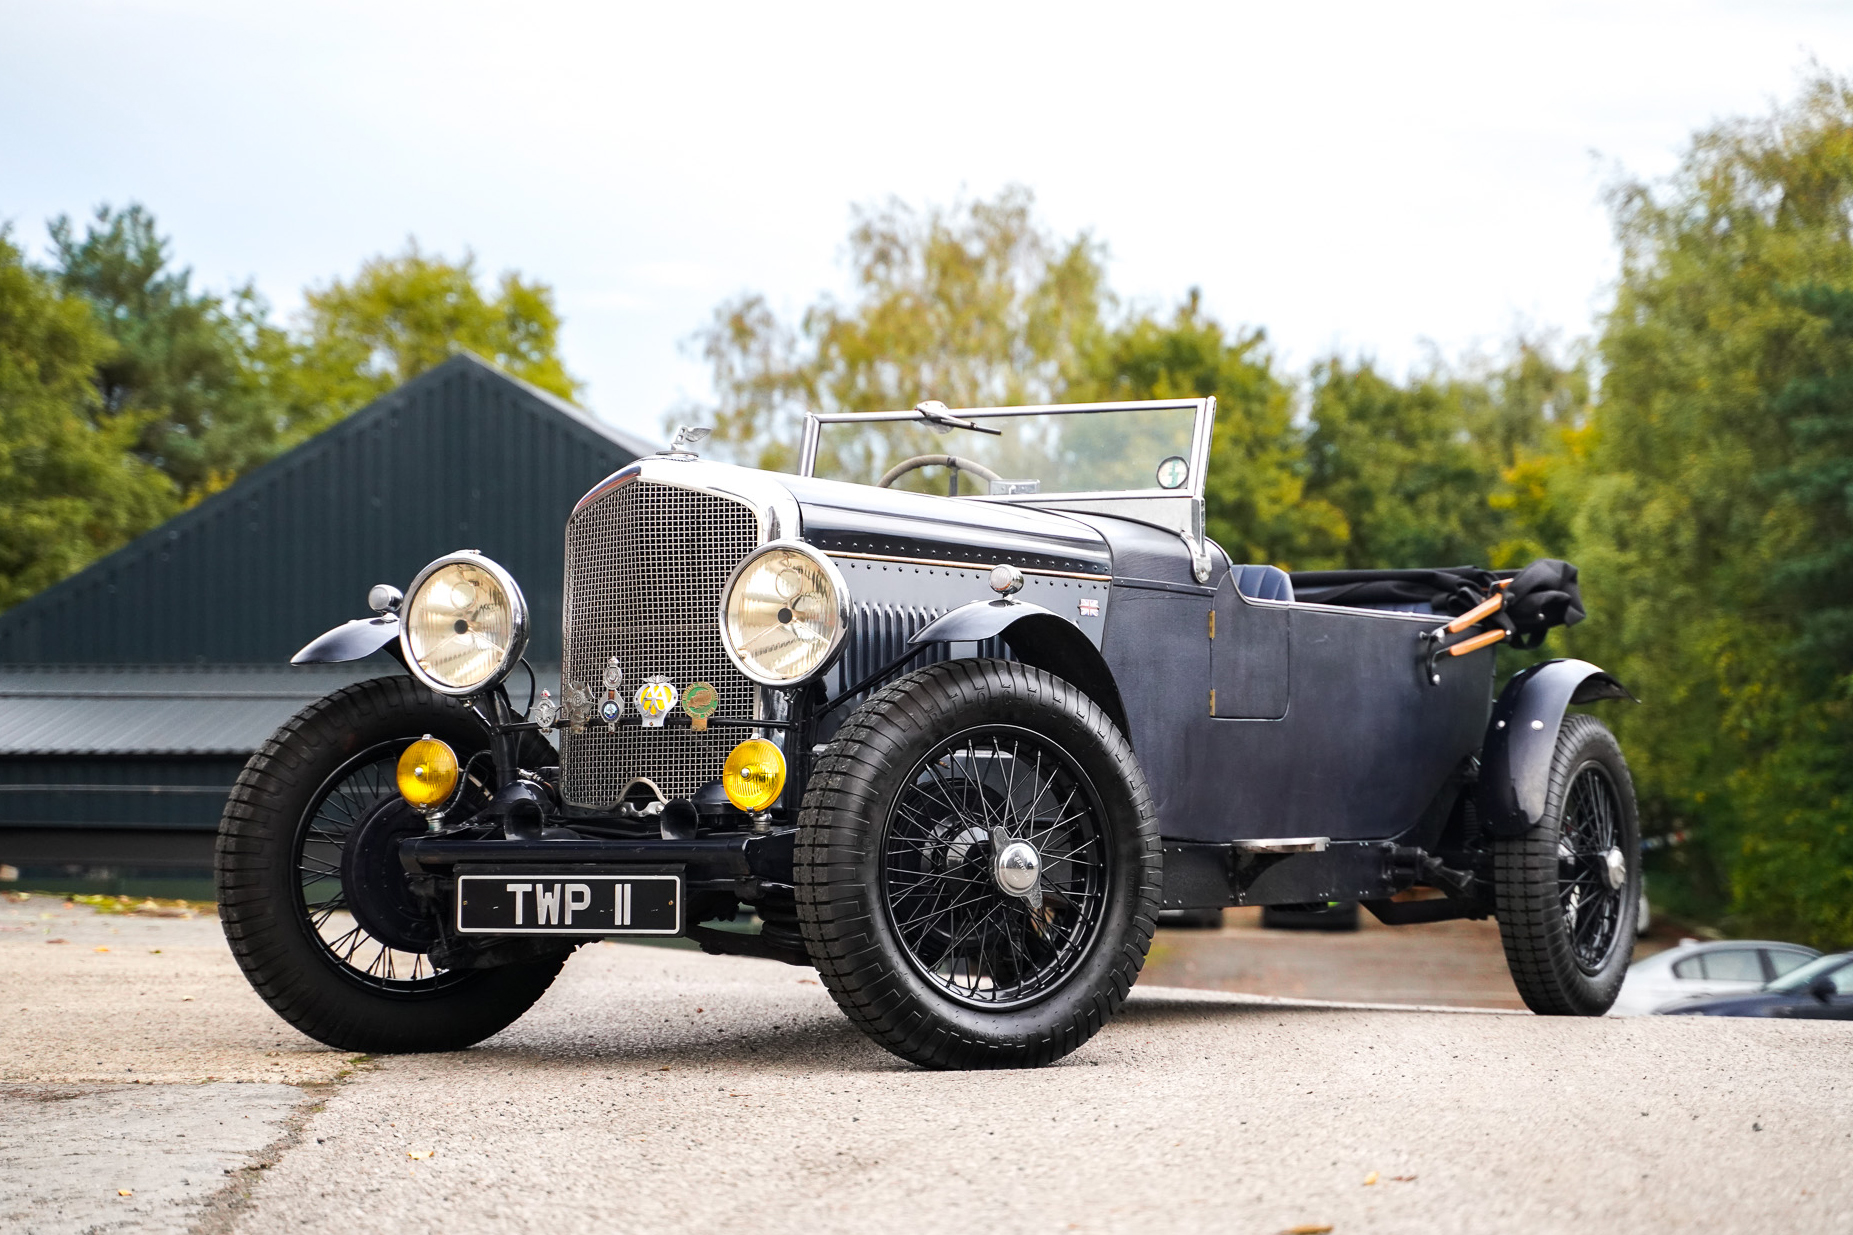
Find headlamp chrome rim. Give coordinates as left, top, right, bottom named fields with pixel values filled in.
left=717, top=540, right=851, bottom=686
left=398, top=551, right=530, bottom=698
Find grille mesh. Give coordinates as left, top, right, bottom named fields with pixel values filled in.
left=560, top=481, right=758, bottom=806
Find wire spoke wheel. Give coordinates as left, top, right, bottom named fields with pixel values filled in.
left=798, top=660, right=1160, bottom=1069
left=1557, top=763, right=1624, bottom=975
left=295, top=739, right=487, bottom=993
left=880, top=727, right=1110, bottom=1010
left=1493, top=711, right=1639, bottom=1016
left=219, top=676, right=568, bottom=1052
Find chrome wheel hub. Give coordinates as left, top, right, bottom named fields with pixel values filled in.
left=1604, top=846, right=1627, bottom=891
left=994, top=839, right=1042, bottom=897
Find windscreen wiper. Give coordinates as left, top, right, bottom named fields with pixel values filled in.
left=914, top=400, right=1003, bottom=436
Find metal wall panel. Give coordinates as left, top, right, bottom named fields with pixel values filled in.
left=0, top=355, right=651, bottom=666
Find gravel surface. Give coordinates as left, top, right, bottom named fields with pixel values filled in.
left=5, top=899, right=1849, bottom=1234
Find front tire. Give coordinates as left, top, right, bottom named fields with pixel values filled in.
left=1494, top=713, right=1640, bottom=1015
left=216, top=675, right=566, bottom=1052
left=796, top=660, right=1161, bottom=1069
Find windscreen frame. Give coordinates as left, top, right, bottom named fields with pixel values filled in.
left=795, top=398, right=1216, bottom=504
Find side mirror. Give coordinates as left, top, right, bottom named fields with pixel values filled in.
left=1809, top=976, right=1836, bottom=1005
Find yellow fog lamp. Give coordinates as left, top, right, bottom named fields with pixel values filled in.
left=722, top=738, right=787, bottom=813
left=396, top=736, right=460, bottom=810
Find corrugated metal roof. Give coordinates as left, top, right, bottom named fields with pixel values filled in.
left=0, top=354, right=654, bottom=665
left=0, top=665, right=382, bottom=755
left=0, top=663, right=566, bottom=756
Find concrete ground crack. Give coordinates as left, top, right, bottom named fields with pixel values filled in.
left=191, top=1061, right=374, bottom=1235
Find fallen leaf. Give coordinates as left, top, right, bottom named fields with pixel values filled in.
left=1391, top=1175, right=1417, bottom=1182
left=408, top=1149, right=434, bottom=1160
left=93, top=946, right=110, bottom=953
left=117, top=1189, right=133, bottom=1197
left=46, top=938, right=67, bottom=945
left=1363, top=1171, right=1379, bottom=1186
left=149, top=949, right=161, bottom=954
left=1281, top=1227, right=1333, bottom=1235
left=658, top=1066, right=670, bottom=1071
left=798, top=978, right=818, bottom=985
left=181, top=997, right=194, bottom=1002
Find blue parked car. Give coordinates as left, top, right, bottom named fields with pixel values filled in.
left=1656, top=952, right=1853, bottom=1019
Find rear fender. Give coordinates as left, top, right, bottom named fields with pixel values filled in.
left=911, top=600, right=1130, bottom=737
left=1478, top=658, right=1637, bottom=837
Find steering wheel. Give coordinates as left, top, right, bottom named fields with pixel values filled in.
left=877, top=454, right=1005, bottom=495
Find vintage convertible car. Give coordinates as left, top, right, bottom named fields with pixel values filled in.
left=217, top=397, right=1639, bottom=1069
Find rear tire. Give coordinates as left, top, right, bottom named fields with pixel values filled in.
left=796, top=660, right=1161, bottom=1069
left=1494, top=713, right=1640, bottom=1015
left=216, top=675, right=567, bottom=1052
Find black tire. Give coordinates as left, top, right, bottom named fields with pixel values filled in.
left=795, top=659, right=1161, bottom=1069
left=1494, top=713, right=1640, bottom=1015
left=216, top=675, right=567, bottom=1052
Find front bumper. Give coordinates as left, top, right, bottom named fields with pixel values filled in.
left=399, top=827, right=796, bottom=890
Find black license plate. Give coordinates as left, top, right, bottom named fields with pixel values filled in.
left=455, top=874, right=681, bottom=935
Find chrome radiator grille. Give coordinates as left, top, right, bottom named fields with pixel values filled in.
left=560, top=480, right=758, bottom=807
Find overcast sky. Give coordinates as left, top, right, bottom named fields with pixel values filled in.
left=5, top=1, right=1851, bottom=442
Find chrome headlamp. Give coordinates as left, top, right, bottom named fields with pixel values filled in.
left=400, top=552, right=530, bottom=696
left=718, top=541, right=850, bottom=685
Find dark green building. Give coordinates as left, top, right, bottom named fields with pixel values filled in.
left=0, top=355, right=652, bottom=889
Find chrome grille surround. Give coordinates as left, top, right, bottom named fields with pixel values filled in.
left=560, top=475, right=761, bottom=807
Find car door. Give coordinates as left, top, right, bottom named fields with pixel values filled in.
left=1208, top=587, right=1493, bottom=841
left=1670, top=946, right=1768, bottom=1000
left=1777, top=959, right=1853, bottom=1020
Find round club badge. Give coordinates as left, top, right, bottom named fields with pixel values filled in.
left=682, top=682, right=719, bottom=731
left=602, top=656, right=624, bottom=691
left=635, top=676, right=678, bottom=728
left=598, top=695, right=624, bottom=726
left=1156, top=455, right=1189, bottom=490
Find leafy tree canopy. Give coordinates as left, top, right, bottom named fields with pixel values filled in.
left=295, top=240, right=581, bottom=429
left=0, top=228, right=174, bottom=607
left=1572, top=69, right=1853, bottom=943
left=49, top=204, right=289, bottom=500
left=688, top=186, right=1106, bottom=472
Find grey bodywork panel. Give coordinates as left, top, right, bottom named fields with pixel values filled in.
left=783, top=477, right=1507, bottom=849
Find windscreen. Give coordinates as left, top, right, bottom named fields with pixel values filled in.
left=807, top=405, right=1199, bottom=497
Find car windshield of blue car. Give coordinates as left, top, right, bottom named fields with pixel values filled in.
left=805, top=404, right=1199, bottom=497
left=1764, top=953, right=1852, bottom=994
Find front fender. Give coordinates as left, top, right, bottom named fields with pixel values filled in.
left=1478, top=658, right=1637, bottom=837
left=291, top=615, right=402, bottom=665
left=910, top=600, right=1130, bottom=737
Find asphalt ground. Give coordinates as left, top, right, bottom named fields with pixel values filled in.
left=2, top=896, right=1849, bottom=1235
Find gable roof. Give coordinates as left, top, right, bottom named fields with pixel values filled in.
left=0, top=353, right=655, bottom=666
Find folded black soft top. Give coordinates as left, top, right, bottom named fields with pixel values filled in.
left=1288, top=558, right=1585, bottom=649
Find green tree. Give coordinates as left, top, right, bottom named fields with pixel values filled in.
left=1073, top=290, right=1345, bottom=569
left=0, top=228, right=174, bottom=607
left=1576, top=70, right=1853, bottom=944
left=49, top=204, right=290, bottom=501
left=294, top=240, right=582, bottom=427
left=1299, top=358, right=1505, bottom=570
left=688, top=186, right=1107, bottom=471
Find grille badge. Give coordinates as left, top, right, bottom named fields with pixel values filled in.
left=635, top=676, right=678, bottom=728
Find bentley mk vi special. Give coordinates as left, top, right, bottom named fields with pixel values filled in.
left=219, top=398, right=1636, bottom=1068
